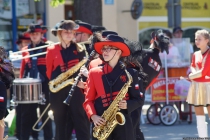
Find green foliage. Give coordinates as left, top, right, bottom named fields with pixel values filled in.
left=50, top=0, right=65, bottom=7
left=34, top=0, right=66, bottom=7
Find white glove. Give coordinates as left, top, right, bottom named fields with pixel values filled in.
left=80, top=65, right=88, bottom=77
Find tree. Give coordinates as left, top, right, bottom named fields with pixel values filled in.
left=35, top=0, right=65, bottom=7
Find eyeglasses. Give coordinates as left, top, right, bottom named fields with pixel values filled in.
left=101, top=47, right=118, bottom=53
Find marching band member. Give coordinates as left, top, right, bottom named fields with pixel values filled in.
left=75, top=20, right=93, bottom=55
left=19, top=24, right=52, bottom=140
left=0, top=46, right=14, bottom=140
left=83, top=35, right=144, bottom=140
left=16, top=33, right=31, bottom=51
left=124, top=30, right=170, bottom=140
left=82, top=31, right=118, bottom=72
left=186, top=29, right=210, bottom=138
left=14, top=32, right=30, bottom=139
left=0, top=81, right=7, bottom=140
left=46, top=20, right=90, bottom=140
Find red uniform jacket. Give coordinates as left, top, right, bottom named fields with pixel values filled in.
left=190, top=49, right=210, bottom=82
left=20, top=42, right=49, bottom=93
left=83, top=62, right=144, bottom=120
left=46, top=43, right=86, bottom=94
left=46, top=43, right=85, bottom=80
left=88, top=57, right=103, bottom=70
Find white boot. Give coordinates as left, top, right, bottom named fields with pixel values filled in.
left=196, top=115, right=208, bottom=137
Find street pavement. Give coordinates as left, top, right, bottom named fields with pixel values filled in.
left=4, top=104, right=210, bottom=140
left=142, top=104, right=210, bottom=140
left=142, top=117, right=210, bottom=140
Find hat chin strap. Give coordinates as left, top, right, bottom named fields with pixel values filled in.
left=104, top=50, right=118, bottom=63
left=61, top=34, right=71, bottom=48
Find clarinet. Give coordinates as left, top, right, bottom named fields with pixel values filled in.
left=63, top=50, right=96, bottom=106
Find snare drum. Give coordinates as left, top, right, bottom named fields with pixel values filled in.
left=12, top=78, right=42, bottom=104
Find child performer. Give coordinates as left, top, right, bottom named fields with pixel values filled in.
left=83, top=35, right=144, bottom=140
left=187, top=29, right=210, bottom=137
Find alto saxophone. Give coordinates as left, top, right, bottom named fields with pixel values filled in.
left=49, top=58, right=87, bottom=93
left=93, top=67, right=133, bottom=140
left=49, top=43, right=88, bottom=93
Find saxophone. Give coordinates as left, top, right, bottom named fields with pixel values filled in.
left=93, top=67, right=133, bottom=140
left=49, top=58, right=87, bottom=93
left=49, top=42, right=89, bottom=93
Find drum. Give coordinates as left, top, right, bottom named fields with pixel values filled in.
left=12, top=78, right=42, bottom=104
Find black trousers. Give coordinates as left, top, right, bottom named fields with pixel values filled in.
left=16, top=92, right=52, bottom=140
left=131, top=107, right=145, bottom=140
left=39, top=92, right=53, bottom=140
left=0, top=81, right=7, bottom=119
left=92, top=114, right=135, bottom=140
left=50, top=86, right=90, bottom=140
left=15, top=106, right=21, bottom=139
left=131, top=78, right=145, bottom=140
left=18, top=104, right=39, bottom=140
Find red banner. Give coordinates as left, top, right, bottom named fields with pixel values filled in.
left=151, top=77, right=187, bottom=102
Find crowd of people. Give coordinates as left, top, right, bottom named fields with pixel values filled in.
left=0, top=19, right=209, bottom=140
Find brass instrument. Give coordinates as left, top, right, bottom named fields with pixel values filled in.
left=49, top=40, right=89, bottom=93
left=93, top=66, right=133, bottom=140
left=10, top=41, right=90, bottom=61
left=49, top=57, right=87, bottom=93
left=32, top=103, right=53, bottom=131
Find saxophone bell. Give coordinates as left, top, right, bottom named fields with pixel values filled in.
left=115, top=112, right=126, bottom=125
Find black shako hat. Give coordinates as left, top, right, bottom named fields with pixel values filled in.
left=57, top=20, right=79, bottom=31
left=51, top=20, right=79, bottom=36
left=16, top=33, right=30, bottom=44
left=26, top=24, right=47, bottom=33
left=101, top=30, right=118, bottom=37
left=51, top=20, right=64, bottom=36
left=91, top=25, right=106, bottom=33
left=75, top=20, right=92, bottom=35
left=173, top=26, right=183, bottom=33
left=94, top=35, right=131, bottom=57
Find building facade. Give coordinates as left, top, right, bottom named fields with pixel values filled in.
left=3, top=0, right=210, bottom=51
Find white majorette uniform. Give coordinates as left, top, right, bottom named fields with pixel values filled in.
left=186, top=47, right=210, bottom=106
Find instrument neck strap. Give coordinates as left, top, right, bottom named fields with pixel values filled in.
left=103, top=64, right=124, bottom=104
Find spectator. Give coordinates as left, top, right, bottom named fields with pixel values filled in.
left=172, top=26, right=194, bottom=61
left=159, top=29, right=181, bottom=66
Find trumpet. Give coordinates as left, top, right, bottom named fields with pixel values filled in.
left=10, top=41, right=90, bottom=61
left=32, top=103, right=54, bottom=131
